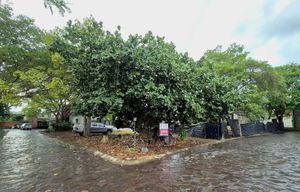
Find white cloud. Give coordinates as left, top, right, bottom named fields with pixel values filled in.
left=250, top=38, right=284, bottom=66
left=273, top=0, right=296, bottom=14
left=8, top=0, right=300, bottom=66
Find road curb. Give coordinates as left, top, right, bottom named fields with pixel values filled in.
left=41, top=131, right=241, bottom=166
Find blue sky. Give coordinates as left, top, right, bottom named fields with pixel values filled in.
left=8, top=0, right=300, bottom=66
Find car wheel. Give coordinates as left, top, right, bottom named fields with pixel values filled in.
left=106, top=130, right=112, bottom=135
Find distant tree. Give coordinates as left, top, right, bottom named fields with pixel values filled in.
left=0, top=5, right=73, bottom=124
left=10, top=113, right=24, bottom=121
left=22, top=103, right=42, bottom=117
left=200, top=43, right=287, bottom=124
left=275, top=63, right=300, bottom=110
left=196, top=70, right=244, bottom=122
left=0, top=4, right=45, bottom=110
left=14, top=50, right=74, bottom=123
left=0, top=104, right=10, bottom=122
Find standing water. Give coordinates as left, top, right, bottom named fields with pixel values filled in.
left=0, top=130, right=299, bottom=191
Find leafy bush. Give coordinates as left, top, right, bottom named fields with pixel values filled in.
left=10, top=114, right=24, bottom=121
left=179, top=128, right=188, bottom=140
left=52, top=121, right=72, bottom=131
left=0, top=128, right=5, bottom=139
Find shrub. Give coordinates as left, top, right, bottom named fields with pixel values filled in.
left=0, top=128, right=5, bottom=139
left=52, top=121, right=72, bottom=131
left=179, top=128, right=188, bottom=140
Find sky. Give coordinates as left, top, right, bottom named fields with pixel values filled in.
left=7, top=0, right=300, bottom=66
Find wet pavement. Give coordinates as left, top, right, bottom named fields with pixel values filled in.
left=0, top=129, right=300, bottom=191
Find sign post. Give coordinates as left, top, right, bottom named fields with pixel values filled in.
left=133, top=117, right=137, bottom=146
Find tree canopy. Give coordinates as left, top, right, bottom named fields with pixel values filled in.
left=199, top=44, right=288, bottom=123
left=275, top=64, right=300, bottom=110
left=0, top=5, right=298, bottom=132
left=50, top=18, right=247, bottom=130
left=0, top=4, right=73, bottom=123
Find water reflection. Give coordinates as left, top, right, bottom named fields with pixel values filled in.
left=0, top=130, right=300, bottom=191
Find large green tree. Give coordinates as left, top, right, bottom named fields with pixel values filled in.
left=196, top=69, right=244, bottom=122
left=275, top=63, right=300, bottom=110
left=0, top=5, right=73, bottom=124
left=53, top=17, right=248, bottom=136
left=200, top=44, right=287, bottom=124
left=14, top=50, right=74, bottom=123
left=0, top=4, right=45, bottom=114
left=53, top=18, right=207, bottom=133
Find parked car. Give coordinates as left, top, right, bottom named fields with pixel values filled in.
left=73, top=122, right=116, bottom=136
left=21, top=123, right=32, bottom=130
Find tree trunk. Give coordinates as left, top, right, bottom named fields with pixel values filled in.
left=60, top=104, right=70, bottom=122
left=277, top=114, right=284, bottom=131
left=83, top=116, right=91, bottom=137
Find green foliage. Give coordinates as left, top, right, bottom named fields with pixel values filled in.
left=14, top=49, right=74, bottom=122
left=0, top=4, right=46, bottom=108
left=200, top=44, right=287, bottom=121
left=9, top=114, right=24, bottom=121
left=52, top=121, right=72, bottom=131
left=0, top=4, right=296, bottom=132
left=179, top=128, right=188, bottom=140
left=242, top=90, right=268, bottom=121
left=43, top=0, right=71, bottom=16
left=0, top=5, right=73, bottom=124
left=0, top=104, right=10, bottom=122
left=197, top=69, right=243, bottom=122
left=0, top=128, right=5, bottom=139
left=22, top=103, right=42, bottom=117
left=54, top=18, right=206, bottom=129
left=275, top=64, right=300, bottom=110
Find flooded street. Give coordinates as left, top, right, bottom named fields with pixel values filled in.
left=0, top=129, right=300, bottom=191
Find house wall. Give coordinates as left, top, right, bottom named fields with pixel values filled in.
left=0, top=121, right=19, bottom=128
left=263, top=116, right=293, bottom=128
left=69, top=115, right=85, bottom=125
left=23, top=116, right=38, bottom=128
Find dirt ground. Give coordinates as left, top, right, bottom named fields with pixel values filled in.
left=46, top=131, right=218, bottom=160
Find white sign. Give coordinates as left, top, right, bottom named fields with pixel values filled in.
left=159, top=123, right=169, bottom=136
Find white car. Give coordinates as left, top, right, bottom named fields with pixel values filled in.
left=73, top=122, right=116, bottom=136
left=21, top=123, right=32, bottom=130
